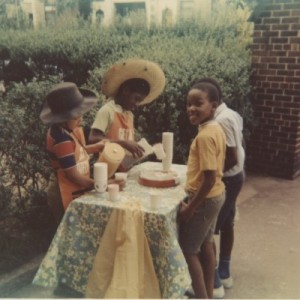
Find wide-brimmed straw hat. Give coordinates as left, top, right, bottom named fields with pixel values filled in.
left=101, top=59, right=166, bottom=106
left=40, top=82, right=98, bottom=124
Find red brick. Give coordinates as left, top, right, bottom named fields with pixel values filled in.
left=269, top=63, right=286, bottom=69
left=284, top=102, right=300, bottom=108
left=291, top=10, right=300, bottom=16
left=287, top=64, right=300, bottom=69
left=256, top=105, right=273, bottom=112
left=290, top=37, right=300, bottom=44
left=255, top=25, right=271, bottom=31
left=268, top=76, right=284, bottom=81
left=282, top=17, right=300, bottom=23
left=285, top=89, right=300, bottom=96
left=263, top=31, right=279, bottom=37
left=259, top=69, right=277, bottom=75
left=274, top=107, right=292, bottom=114
left=275, top=95, right=293, bottom=101
left=261, top=57, right=278, bottom=63
left=253, top=31, right=262, bottom=37
left=286, top=76, right=300, bottom=82
left=272, top=24, right=290, bottom=30
left=267, top=88, right=284, bottom=94
left=279, top=57, right=296, bottom=63
left=284, top=115, right=299, bottom=121
left=264, top=17, right=281, bottom=24
left=271, top=37, right=289, bottom=43
left=277, top=70, right=295, bottom=76
left=273, top=10, right=291, bottom=17
left=291, top=24, right=300, bottom=30
left=284, top=3, right=300, bottom=10
left=283, top=44, right=292, bottom=50
left=264, top=112, right=282, bottom=119
left=281, top=30, right=298, bottom=36
left=253, top=37, right=270, bottom=44
left=266, top=4, right=282, bottom=10
left=293, top=83, right=300, bottom=90
left=288, top=51, right=300, bottom=57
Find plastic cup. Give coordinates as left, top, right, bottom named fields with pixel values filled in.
left=114, top=172, right=128, bottom=181
left=149, top=191, right=160, bottom=210
left=107, top=184, right=120, bottom=202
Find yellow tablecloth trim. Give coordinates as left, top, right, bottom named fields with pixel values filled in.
left=85, top=200, right=161, bottom=299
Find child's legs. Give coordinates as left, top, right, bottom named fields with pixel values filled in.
left=179, top=193, right=225, bottom=297
left=219, top=172, right=244, bottom=259
left=184, top=253, right=208, bottom=299
left=199, top=241, right=216, bottom=299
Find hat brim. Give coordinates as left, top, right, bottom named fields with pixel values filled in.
left=101, top=59, right=166, bottom=106
left=40, top=88, right=98, bottom=124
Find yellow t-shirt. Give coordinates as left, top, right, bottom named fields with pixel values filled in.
left=185, top=121, right=226, bottom=198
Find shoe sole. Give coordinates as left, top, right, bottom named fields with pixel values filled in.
left=221, top=276, right=233, bottom=289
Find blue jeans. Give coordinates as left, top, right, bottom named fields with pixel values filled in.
left=215, top=171, right=244, bottom=233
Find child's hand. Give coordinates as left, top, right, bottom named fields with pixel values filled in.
left=95, top=141, right=106, bottom=152
left=178, top=201, right=194, bottom=223
left=122, top=141, right=145, bottom=158
left=108, top=178, right=126, bottom=191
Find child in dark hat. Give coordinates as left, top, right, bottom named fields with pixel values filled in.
left=88, top=59, right=166, bottom=165
left=40, top=82, right=124, bottom=224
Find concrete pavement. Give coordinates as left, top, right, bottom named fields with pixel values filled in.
left=2, top=171, right=300, bottom=299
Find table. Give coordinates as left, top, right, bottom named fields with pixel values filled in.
left=33, top=162, right=191, bottom=298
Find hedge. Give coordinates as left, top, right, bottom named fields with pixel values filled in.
left=0, top=4, right=254, bottom=216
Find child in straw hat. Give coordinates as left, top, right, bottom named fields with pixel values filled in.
left=40, top=82, right=125, bottom=224
left=88, top=59, right=166, bottom=165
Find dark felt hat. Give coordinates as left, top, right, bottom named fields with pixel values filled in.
left=40, top=82, right=98, bottom=124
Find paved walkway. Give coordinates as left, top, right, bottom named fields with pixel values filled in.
left=2, top=171, right=300, bottom=299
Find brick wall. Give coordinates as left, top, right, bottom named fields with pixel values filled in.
left=247, top=0, right=300, bottom=179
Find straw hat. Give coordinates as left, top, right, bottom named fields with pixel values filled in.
left=40, top=82, right=98, bottom=124
left=101, top=59, right=166, bottom=106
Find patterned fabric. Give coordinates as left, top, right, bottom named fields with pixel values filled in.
left=33, top=162, right=191, bottom=299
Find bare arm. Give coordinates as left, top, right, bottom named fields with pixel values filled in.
left=224, top=146, right=238, bottom=172
left=64, top=167, right=94, bottom=189
left=88, top=128, right=144, bottom=158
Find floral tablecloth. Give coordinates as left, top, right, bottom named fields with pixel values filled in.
left=33, top=162, right=191, bottom=298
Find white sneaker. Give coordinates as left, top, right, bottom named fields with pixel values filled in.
left=213, top=285, right=225, bottom=299
left=221, top=276, right=233, bottom=289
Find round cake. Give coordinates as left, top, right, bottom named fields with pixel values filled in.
left=138, top=169, right=180, bottom=188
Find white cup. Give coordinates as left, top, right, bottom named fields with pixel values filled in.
left=149, top=191, right=160, bottom=210
left=107, top=184, right=120, bottom=202
left=94, top=162, right=108, bottom=193
left=114, top=172, right=128, bottom=181
left=153, top=143, right=166, bottom=160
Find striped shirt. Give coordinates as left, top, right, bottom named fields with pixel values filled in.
left=46, top=124, right=77, bottom=170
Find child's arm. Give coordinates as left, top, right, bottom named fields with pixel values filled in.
left=85, top=140, right=106, bottom=154
left=64, top=166, right=95, bottom=189
left=89, top=128, right=144, bottom=158
left=224, top=146, right=238, bottom=172
left=179, top=170, right=216, bottom=222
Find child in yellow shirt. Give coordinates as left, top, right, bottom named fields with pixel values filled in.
left=178, top=79, right=226, bottom=299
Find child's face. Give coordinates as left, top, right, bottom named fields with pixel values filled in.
left=120, top=90, right=146, bottom=111
left=66, top=116, right=82, bottom=130
left=186, top=88, right=217, bottom=125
